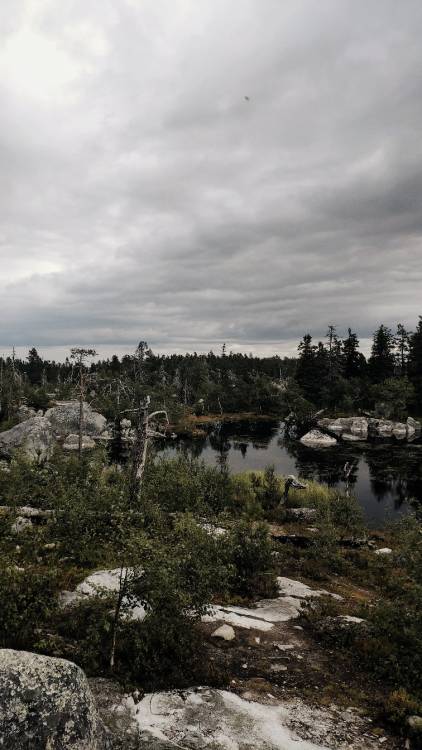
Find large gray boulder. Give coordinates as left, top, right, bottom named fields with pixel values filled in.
left=45, top=402, right=106, bottom=438
left=0, top=649, right=110, bottom=749
left=0, top=416, right=54, bottom=463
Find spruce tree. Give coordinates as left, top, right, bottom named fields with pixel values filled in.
left=369, top=325, right=395, bottom=383
left=342, top=328, right=365, bottom=378
left=395, top=323, right=410, bottom=376
left=296, top=334, right=319, bottom=402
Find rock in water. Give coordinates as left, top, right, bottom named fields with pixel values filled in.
left=0, top=649, right=110, bottom=749
left=45, top=401, right=107, bottom=438
left=350, top=417, right=368, bottom=437
left=0, top=416, right=54, bottom=463
left=300, top=429, right=337, bottom=447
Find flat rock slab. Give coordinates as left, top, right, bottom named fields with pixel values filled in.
left=63, top=572, right=340, bottom=632
left=204, top=597, right=302, bottom=631
left=125, top=687, right=388, bottom=749
left=60, top=568, right=148, bottom=623
left=277, top=577, right=343, bottom=601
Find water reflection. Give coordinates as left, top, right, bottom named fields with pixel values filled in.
left=157, top=420, right=422, bottom=525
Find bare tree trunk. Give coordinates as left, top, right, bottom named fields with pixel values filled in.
left=78, top=369, right=84, bottom=460
left=110, top=566, right=128, bottom=670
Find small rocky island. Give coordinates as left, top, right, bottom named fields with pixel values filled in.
left=300, top=416, right=421, bottom=447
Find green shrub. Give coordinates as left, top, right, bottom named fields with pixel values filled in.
left=54, top=597, right=114, bottom=674
left=381, top=688, right=421, bottom=727
left=143, top=456, right=231, bottom=515
left=0, top=565, right=59, bottom=649
left=223, top=520, right=277, bottom=599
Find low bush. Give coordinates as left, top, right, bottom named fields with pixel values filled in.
left=223, top=520, right=277, bottom=599
left=0, top=565, right=59, bottom=650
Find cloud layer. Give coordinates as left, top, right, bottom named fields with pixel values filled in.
left=1, top=0, right=421, bottom=357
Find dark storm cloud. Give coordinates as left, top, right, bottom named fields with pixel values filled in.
left=1, top=0, right=422, bottom=358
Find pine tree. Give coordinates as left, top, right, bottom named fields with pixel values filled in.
left=342, top=329, right=365, bottom=378
left=27, top=347, right=43, bottom=385
left=368, top=325, right=395, bottom=383
left=325, top=325, right=343, bottom=381
left=296, top=334, right=320, bottom=402
left=395, top=323, right=410, bottom=376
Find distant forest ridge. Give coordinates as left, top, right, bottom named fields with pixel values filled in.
left=1, top=317, right=422, bottom=419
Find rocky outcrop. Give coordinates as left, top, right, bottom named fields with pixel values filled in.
left=350, top=417, right=368, bottom=437
left=317, top=415, right=420, bottom=441
left=123, top=686, right=386, bottom=750
left=0, top=416, right=54, bottom=462
left=17, top=405, right=37, bottom=422
left=0, top=649, right=110, bottom=749
left=63, top=434, right=96, bottom=451
left=284, top=507, right=317, bottom=522
left=45, top=402, right=107, bottom=438
left=0, top=505, right=54, bottom=534
left=317, top=417, right=354, bottom=433
left=300, top=429, right=337, bottom=447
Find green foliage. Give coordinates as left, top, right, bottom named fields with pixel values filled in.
left=143, top=455, right=231, bottom=516
left=382, top=688, right=422, bottom=728
left=54, top=596, right=114, bottom=674
left=362, top=592, right=422, bottom=697
left=0, top=565, right=59, bottom=649
left=370, top=377, right=415, bottom=420
left=223, top=520, right=277, bottom=599
left=369, top=325, right=396, bottom=383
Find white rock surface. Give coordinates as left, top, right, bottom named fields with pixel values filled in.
left=126, top=687, right=383, bottom=750
left=211, top=624, right=236, bottom=641
left=204, top=597, right=304, bottom=631
left=277, top=577, right=343, bottom=601
left=61, top=568, right=148, bottom=622
left=63, top=571, right=340, bottom=634
left=374, top=547, right=392, bottom=555
left=300, top=430, right=337, bottom=447
left=76, top=568, right=130, bottom=596
left=45, top=401, right=106, bottom=437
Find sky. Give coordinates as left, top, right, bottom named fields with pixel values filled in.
left=1, top=0, right=422, bottom=361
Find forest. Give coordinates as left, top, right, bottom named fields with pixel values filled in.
left=1, top=318, right=422, bottom=432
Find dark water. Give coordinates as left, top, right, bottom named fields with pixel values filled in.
left=157, top=420, right=422, bottom=525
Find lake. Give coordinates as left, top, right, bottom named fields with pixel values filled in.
left=158, top=419, right=422, bottom=525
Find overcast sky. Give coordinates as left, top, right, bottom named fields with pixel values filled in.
left=1, top=0, right=421, bottom=361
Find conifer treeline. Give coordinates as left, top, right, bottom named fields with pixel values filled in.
left=295, top=318, right=422, bottom=416
left=1, top=317, right=421, bottom=420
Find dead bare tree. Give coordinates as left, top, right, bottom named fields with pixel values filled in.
left=109, top=343, right=168, bottom=670
left=70, top=348, right=97, bottom=459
